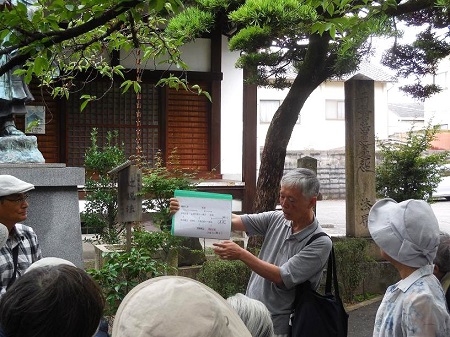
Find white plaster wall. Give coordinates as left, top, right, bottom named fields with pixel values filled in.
left=120, top=39, right=211, bottom=72
left=220, top=36, right=243, bottom=180
left=424, top=57, right=450, bottom=130
left=374, top=81, right=390, bottom=139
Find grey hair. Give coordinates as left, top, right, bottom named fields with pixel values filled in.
left=280, top=168, right=320, bottom=199
left=227, top=293, right=274, bottom=337
left=434, top=232, right=450, bottom=273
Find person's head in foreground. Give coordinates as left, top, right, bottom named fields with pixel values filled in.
left=0, top=265, right=105, bottom=337
left=227, top=293, right=274, bottom=337
left=112, top=276, right=252, bottom=337
left=24, top=256, right=76, bottom=273
left=368, top=198, right=450, bottom=336
left=434, top=232, right=450, bottom=281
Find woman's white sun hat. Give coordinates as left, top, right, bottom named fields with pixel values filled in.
left=368, top=198, right=440, bottom=268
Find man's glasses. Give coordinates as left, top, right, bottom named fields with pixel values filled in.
left=2, top=193, right=29, bottom=204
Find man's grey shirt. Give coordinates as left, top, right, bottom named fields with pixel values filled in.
left=242, top=211, right=332, bottom=335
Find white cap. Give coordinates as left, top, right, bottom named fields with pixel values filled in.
left=112, top=276, right=252, bottom=337
left=0, top=175, right=34, bottom=197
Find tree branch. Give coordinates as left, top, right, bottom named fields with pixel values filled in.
left=383, top=0, right=435, bottom=16
left=0, top=0, right=143, bottom=77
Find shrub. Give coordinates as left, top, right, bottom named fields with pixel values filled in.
left=141, top=149, right=198, bottom=231
left=83, top=128, right=127, bottom=243
left=88, top=229, right=181, bottom=316
left=334, top=238, right=373, bottom=303
left=376, top=124, right=449, bottom=202
left=88, top=247, right=166, bottom=316
left=197, top=259, right=251, bottom=298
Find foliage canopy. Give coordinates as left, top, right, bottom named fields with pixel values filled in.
left=166, top=0, right=449, bottom=211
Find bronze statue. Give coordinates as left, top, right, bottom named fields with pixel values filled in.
left=0, top=63, right=34, bottom=137
left=0, top=0, right=35, bottom=137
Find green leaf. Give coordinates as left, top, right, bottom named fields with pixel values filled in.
left=133, top=81, right=142, bottom=93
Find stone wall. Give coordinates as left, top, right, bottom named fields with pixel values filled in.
left=285, top=149, right=347, bottom=199
left=284, top=148, right=449, bottom=200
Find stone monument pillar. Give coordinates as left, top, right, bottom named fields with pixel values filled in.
left=297, top=156, right=319, bottom=214
left=297, top=156, right=317, bottom=173
left=344, top=76, right=376, bottom=237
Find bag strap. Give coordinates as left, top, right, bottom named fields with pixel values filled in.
left=7, top=245, right=19, bottom=290
left=305, top=232, right=329, bottom=246
left=325, top=247, right=340, bottom=297
left=303, top=232, right=340, bottom=297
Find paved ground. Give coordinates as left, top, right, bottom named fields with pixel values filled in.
left=347, top=297, right=382, bottom=337
left=316, top=198, right=450, bottom=236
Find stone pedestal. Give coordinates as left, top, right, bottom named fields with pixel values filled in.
left=0, top=164, right=84, bottom=267
left=344, top=76, right=376, bottom=237
left=0, top=136, right=45, bottom=163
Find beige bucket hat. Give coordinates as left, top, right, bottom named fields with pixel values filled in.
left=112, top=276, right=252, bottom=337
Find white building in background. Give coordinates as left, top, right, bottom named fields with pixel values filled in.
left=386, top=102, right=425, bottom=135
left=424, top=56, right=450, bottom=130
left=256, top=62, right=395, bottom=157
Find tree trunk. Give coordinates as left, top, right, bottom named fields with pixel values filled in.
left=254, top=34, right=333, bottom=213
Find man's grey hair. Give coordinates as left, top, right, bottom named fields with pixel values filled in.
left=280, top=168, right=320, bottom=199
left=227, top=293, right=274, bottom=337
left=434, top=232, right=450, bottom=274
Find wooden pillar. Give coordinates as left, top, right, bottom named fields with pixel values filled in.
left=242, top=67, right=257, bottom=213
left=210, top=27, right=222, bottom=173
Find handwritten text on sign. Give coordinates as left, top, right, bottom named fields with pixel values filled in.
left=172, top=190, right=232, bottom=239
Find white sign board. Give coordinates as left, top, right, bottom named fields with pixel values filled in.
left=171, top=190, right=232, bottom=239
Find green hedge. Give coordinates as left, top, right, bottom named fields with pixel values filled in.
left=197, top=259, right=251, bottom=298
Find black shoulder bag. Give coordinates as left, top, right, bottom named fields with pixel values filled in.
left=290, top=232, right=349, bottom=337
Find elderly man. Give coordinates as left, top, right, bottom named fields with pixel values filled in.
left=170, top=168, right=332, bottom=336
left=369, top=198, right=450, bottom=336
left=0, top=175, right=41, bottom=295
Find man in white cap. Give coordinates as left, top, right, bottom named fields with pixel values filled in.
left=368, top=198, right=450, bottom=337
left=0, top=175, right=42, bottom=295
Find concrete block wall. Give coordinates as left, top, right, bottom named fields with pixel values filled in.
left=285, top=149, right=347, bottom=199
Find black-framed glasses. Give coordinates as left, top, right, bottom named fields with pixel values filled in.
left=2, top=193, right=29, bottom=204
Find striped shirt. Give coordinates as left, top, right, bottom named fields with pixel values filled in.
left=0, top=223, right=42, bottom=296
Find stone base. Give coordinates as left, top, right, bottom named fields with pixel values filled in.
left=0, top=136, right=45, bottom=163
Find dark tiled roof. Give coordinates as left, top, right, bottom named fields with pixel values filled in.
left=388, top=102, right=424, bottom=118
